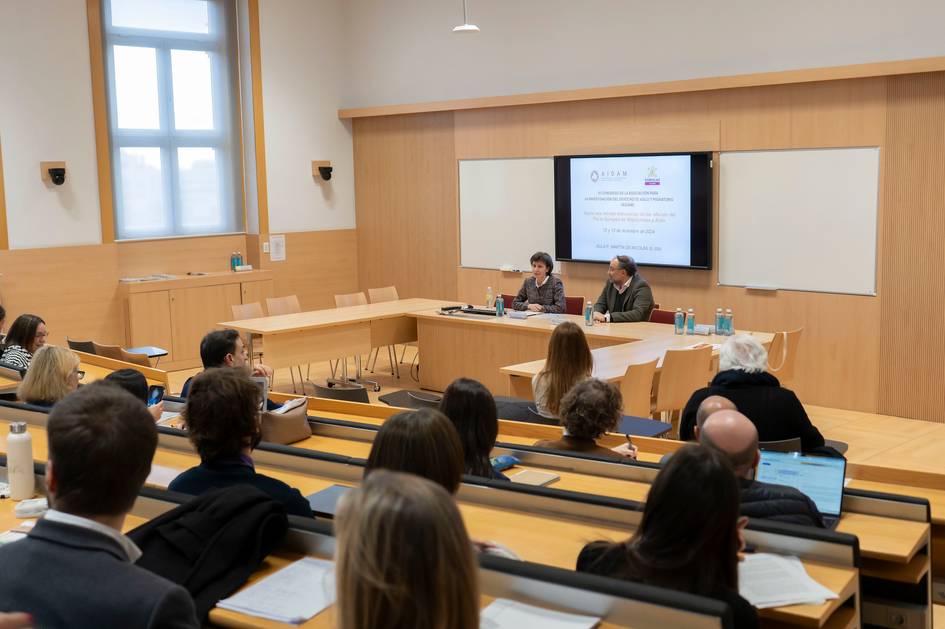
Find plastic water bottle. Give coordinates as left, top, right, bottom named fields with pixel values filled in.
left=229, top=251, right=238, bottom=271
left=235, top=251, right=243, bottom=267
left=725, top=308, right=734, bottom=335
left=485, top=286, right=494, bottom=308
left=7, top=422, right=34, bottom=501
left=495, top=294, right=505, bottom=317
left=584, top=301, right=594, bottom=326
left=674, top=308, right=685, bottom=334
left=686, top=308, right=695, bottom=335
left=715, top=308, right=723, bottom=335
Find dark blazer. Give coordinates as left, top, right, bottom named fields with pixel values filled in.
left=0, top=518, right=199, bottom=628
left=679, top=370, right=825, bottom=451
left=740, top=478, right=825, bottom=528
left=512, top=275, right=566, bottom=313
left=592, top=274, right=655, bottom=322
left=169, top=457, right=314, bottom=518
left=577, top=541, right=759, bottom=629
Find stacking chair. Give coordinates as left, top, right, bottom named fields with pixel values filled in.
left=66, top=339, right=96, bottom=354
left=119, top=349, right=151, bottom=367
left=564, top=296, right=585, bottom=316
left=311, top=382, right=370, bottom=404
left=767, top=327, right=803, bottom=389
left=263, top=296, right=307, bottom=393
left=619, top=358, right=659, bottom=417
left=652, top=345, right=713, bottom=437
left=648, top=309, right=676, bottom=324
left=366, top=286, right=405, bottom=378
left=331, top=292, right=379, bottom=392
left=91, top=342, right=124, bottom=361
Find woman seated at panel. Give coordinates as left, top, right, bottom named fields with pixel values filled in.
left=577, top=445, right=759, bottom=629
left=512, top=251, right=566, bottom=313
left=169, top=367, right=314, bottom=518
left=533, top=378, right=637, bottom=460
left=0, top=314, right=48, bottom=371
left=17, top=346, right=82, bottom=408
left=439, top=378, right=509, bottom=481
left=532, top=321, right=593, bottom=419
left=335, top=470, right=479, bottom=629
left=678, top=334, right=824, bottom=450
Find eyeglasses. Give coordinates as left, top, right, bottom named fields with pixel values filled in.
left=74, top=370, right=85, bottom=381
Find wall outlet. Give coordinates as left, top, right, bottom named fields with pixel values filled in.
left=262, top=242, right=270, bottom=253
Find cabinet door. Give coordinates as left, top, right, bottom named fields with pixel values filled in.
left=128, top=291, right=174, bottom=362
left=241, top=279, right=274, bottom=307
left=169, top=284, right=242, bottom=361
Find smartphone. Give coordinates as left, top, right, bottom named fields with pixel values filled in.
left=250, top=376, right=269, bottom=410
left=147, top=385, right=165, bottom=407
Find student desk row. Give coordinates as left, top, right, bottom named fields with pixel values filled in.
left=0, top=348, right=170, bottom=396
left=0, top=413, right=857, bottom=629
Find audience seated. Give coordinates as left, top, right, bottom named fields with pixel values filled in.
left=679, top=334, right=824, bottom=450
left=335, top=470, right=479, bottom=629
left=0, top=382, right=199, bottom=628
left=179, top=329, right=275, bottom=406
left=365, top=408, right=464, bottom=494
left=104, top=368, right=163, bottom=421
left=0, top=314, right=47, bottom=371
left=532, top=321, right=593, bottom=418
left=700, top=409, right=824, bottom=528
left=439, top=378, right=509, bottom=481
left=577, top=444, right=759, bottom=629
left=533, top=378, right=637, bottom=460
left=17, top=346, right=81, bottom=408
left=169, top=368, right=314, bottom=518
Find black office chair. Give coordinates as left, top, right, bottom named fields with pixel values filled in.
left=67, top=338, right=96, bottom=354
left=758, top=438, right=802, bottom=453
left=311, top=383, right=370, bottom=404
left=824, top=439, right=850, bottom=455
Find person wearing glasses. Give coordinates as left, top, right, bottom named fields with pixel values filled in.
left=17, top=346, right=82, bottom=408
left=1, top=314, right=48, bottom=371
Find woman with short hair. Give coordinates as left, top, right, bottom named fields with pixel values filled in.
left=511, top=251, right=566, bottom=313
left=335, top=470, right=479, bottom=629
left=17, top=346, right=81, bottom=408
left=1, top=314, right=48, bottom=371
left=532, top=321, right=593, bottom=418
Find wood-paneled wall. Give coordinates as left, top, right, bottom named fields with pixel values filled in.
left=352, top=73, right=945, bottom=421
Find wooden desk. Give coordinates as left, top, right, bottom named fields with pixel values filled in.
left=220, top=298, right=457, bottom=370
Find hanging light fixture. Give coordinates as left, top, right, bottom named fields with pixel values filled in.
left=452, top=0, right=480, bottom=33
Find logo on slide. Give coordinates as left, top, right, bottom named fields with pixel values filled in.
left=590, top=170, right=599, bottom=182
left=644, top=166, right=660, bottom=186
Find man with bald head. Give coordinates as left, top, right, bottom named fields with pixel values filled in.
left=693, top=395, right=737, bottom=439
left=701, top=409, right=824, bottom=527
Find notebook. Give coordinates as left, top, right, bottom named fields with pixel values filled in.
left=509, top=469, right=560, bottom=487
left=755, top=451, right=846, bottom=528
left=306, top=485, right=352, bottom=518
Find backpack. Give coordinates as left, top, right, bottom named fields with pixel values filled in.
left=128, top=485, right=289, bottom=619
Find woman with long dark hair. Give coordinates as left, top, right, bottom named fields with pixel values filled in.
left=1, top=314, right=47, bottom=371
left=439, top=378, right=507, bottom=480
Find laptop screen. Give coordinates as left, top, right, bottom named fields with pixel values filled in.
left=755, top=451, right=846, bottom=517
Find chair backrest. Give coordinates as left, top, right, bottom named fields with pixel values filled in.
left=759, top=437, right=802, bottom=453
left=120, top=349, right=151, bottom=367
left=231, top=302, right=264, bottom=320
left=92, top=342, right=124, bottom=361
left=564, top=296, right=585, bottom=316
left=654, top=346, right=713, bottom=413
left=501, top=294, right=514, bottom=309
left=406, top=390, right=442, bottom=408
left=311, top=383, right=370, bottom=404
left=620, top=358, right=659, bottom=417
left=67, top=338, right=96, bottom=354
left=767, top=327, right=803, bottom=388
left=648, top=309, right=676, bottom=325
left=367, top=286, right=399, bottom=303
left=266, top=295, right=302, bottom=316
left=333, top=292, right=368, bottom=308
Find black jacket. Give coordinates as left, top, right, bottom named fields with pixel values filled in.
left=679, top=370, right=825, bottom=450
left=576, top=541, right=759, bottom=629
left=592, top=274, right=655, bottom=322
left=0, top=519, right=199, bottom=628
left=740, top=478, right=825, bottom=528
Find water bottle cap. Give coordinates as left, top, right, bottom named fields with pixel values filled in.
left=10, top=422, right=27, bottom=434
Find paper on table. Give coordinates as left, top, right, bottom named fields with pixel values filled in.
left=480, top=599, right=600, bottom=629
left=217, top=557, right=335, bottom=624
left=146, top=464, right=181, bottom=489
left=271, top=396, right=307, bottom=415
left=738, top=553, right=838, bottom=609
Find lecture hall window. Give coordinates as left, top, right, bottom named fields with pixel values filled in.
left=102, top=0, right=243, bottom=239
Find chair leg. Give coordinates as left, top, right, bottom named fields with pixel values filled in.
left=399, top=344, right=407, bottom=364
left=289, top=367, right=298, bottom=394
left=295, top=366, right=306, bottom=395
left=388, top=346, right=400, bottom=379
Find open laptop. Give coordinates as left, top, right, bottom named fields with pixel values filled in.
left=755, top=451, right=847, bottom=529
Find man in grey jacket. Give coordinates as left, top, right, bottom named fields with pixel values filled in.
left=0, top=382, right=199, bottom=628
left=592, top=255, right=655, bottom=323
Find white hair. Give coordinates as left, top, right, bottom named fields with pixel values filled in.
left=719, top=334, right=768, bottom=373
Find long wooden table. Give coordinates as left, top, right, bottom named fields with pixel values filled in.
left=219, top=298, right=458, bottom=370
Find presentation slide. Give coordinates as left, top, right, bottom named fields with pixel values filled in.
left=569, top=155, right=691, bottom=265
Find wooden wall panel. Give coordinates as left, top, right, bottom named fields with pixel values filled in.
left=259, top=230, right=359, bottom=311
left=354, top=77, right=893, bottom=413
left=879, top=73, right=945, bottom=422
left=354, top=112, right=457, bottom=300
left=116, top=234, right=248, bottom=277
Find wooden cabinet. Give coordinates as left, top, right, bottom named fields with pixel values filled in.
left=123, top=270, right=274, bottom=370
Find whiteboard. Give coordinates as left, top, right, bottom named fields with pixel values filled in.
left=459, top=158, right=555, bottom=270
left=718, top=147, right=879, bottom=295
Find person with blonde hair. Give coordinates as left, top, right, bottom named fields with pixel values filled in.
left=532, top=321, right=593, bottom=418
left=334, top=470, right=479, bottom=629
left=17, top=346, right=81, bottom=408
